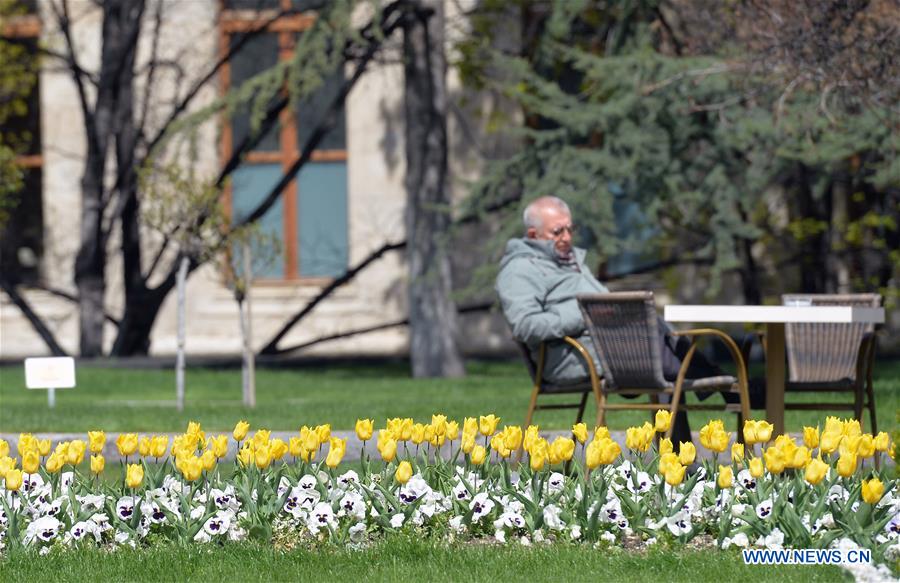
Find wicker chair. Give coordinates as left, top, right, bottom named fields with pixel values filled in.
left=577, top=291, right=751, bottom=440
left=782, top=293, right=881, bottom=433
left=517, top=337, right=603, bottom=431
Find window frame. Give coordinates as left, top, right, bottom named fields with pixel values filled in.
left=219, top=0, right=348, bottom=284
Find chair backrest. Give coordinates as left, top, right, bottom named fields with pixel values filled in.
left=783, top=293, right=881, bottom=383
left=577, top=291, right=669, bottom=391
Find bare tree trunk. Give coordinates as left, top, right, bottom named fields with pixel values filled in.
left=402, top=0, right=465, bottom=378
left=240, top=242, right=256, bottom=408
left=175, top=255, right=188, bottom=411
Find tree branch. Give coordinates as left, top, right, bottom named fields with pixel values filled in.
left=269, top=302, right=492, bottom=356
left=259, top=240, right=406, bottom=354
left=0, top=277, right=69, bottom=356
left=28, top=282, right=121, bottom=327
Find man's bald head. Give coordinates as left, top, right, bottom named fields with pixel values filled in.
left=523, top=196, right=571, bottom=230
left=523, top=196, right=574, bottom=259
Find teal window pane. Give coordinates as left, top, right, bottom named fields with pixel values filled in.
left=231, top=164, right=284, bottom=278
left=295, top=67, right=346, bottom=151
left=297, top=162, right=347, bottom=277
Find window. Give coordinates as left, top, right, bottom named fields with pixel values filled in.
left=221, top=0, right=348, bottom=280
left=0, top=4, right=42, bottom=285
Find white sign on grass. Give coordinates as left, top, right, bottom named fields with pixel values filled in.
left=25, top=357, right=75, bottom=408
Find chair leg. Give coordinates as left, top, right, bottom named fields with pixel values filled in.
left=575, top=391, right=588, bottom=425
left=865, top=379, right=878, bottom=437
left=853, top=385, right=864, bottom=430
left=596, top=391, right=607, bottom=428
left=518, top=383, right=541, bottom=463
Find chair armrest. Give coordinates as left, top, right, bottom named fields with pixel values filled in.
left=561, top=336, right=602, bottom=391
left=670, top=328, right=750, bottom=397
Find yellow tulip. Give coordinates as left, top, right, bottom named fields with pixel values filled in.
left=446, top=421, right=460, bottom=440
left=355, top=419, right=374, bottom=441
left=654, top=410, right=672, bottom=433
left=529, top=439, right=548, bottom=471
left=841, top=435, right=862, bottom=456
left=301, top=427, right=319, bottom=454
left=252, top=429, right=271, bottom=448
left=659, top=452, right=679, bottom=474
left=181, top=456, right=203, bottom=482
left=700, top=420, right=729, bottom=452
left=18, top=434, right=37, bottom=456
left=803, top=426, right=819, bottom=450
left=572, top=423, right=588, bottom=444
left=836, top=451, right=857, bottom=477
left=823, top=416, right=843, bottom=435
left=0, top=456, right=16, bottom=479
left=861, top=478, right=884, bottom=504
left=139, top=436, right=151, bottom=457
left=209, top=435, right=228, bottom=459
left=789, top=446, right=811, bottom=469
left=254, top=444, right=272, bottom=470
left=326, top=437, right=346, bottom=469
left=151, top=435, right=169, bottom=458
left=598, top=438, right=621, bottom=465
left=125, top=463, right=144, bottom=489
left=678, top=442, right=696, bottom=466
left=22, top=450, right=39, bottom=474
left=289, top=436, right=303, bottom=457
left=0, top=439, right=8, bottom=458
left=764, top=447, right=786, bottom=474
left=550, top=437, right=575, bottom=463
left=625, top=426, right=644, bottom=451
left=37, top=439, right=51, bottom=457
left=479, top=415, right=500, bottom=437
left=523, top=425, right=540, bottom=453
left=503, top=426, right=523, bottom=451
left=201, top=450, right=216, bottom=471
left=470, top=444, right=487, bottom=465
left=233, top=420, right=250, bottom=442
left=237, top=445, right=254, bottom=467
left=88, top=430, right=106, bottom=454
left=659, top=438, right=673, bottom=456
left=594, top=426, right=611, bottom=441
left=718, top=465, right=734, bottom=488
left=743, top=420, right=773, bottom=445
left=54, top=441, right=68, bottom=458
left=749, top=457, right=764, bottom=478
left=431, top=414, right=448, bottom=436
left=91, top=454, right=105, bottom=475
left=314, top=424, right=330, bottom=444
left=395, top=460, right=413, bottom=484
left=411, top=423, right=426, bottom=445
left=857, top=434, right=875, bottom=459
left=585, top=440, right=602, bottom=470
left=66, top=440, right=86, bottom=466
left=45, top=453, right=63, bottom=474
left=874, top=432, right=890, bottom=452
left=820, top=430, right=842, bottom=454
left=664, top=462, right=686, bottom=486
left=116, top=433, right=138, bottom=457
left=804, top=457, right=828, bottom=485
left=731, top=442, right=744, bottom=463
left=186, top=421, right=204, bottom=438
left=491, top=433, right=510, bottom=459
left=265, top=438, right=284, bottom=461
left=842, top=419, right=861, bottom=439
left=4, top=468, right=22, bottom=492
left=461, top=432, right=476, bottom=454
left=379, top=438, right=397, bottom=462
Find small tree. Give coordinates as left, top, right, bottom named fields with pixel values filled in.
left=141, top=163, right=227, bottom=411
left=221, top=227, right=281, bottom=409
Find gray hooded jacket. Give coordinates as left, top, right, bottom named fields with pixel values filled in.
left=495, top=238, right=608, bottom=384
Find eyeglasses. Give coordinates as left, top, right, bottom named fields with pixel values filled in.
left=549, top=224, right=576, bottom=237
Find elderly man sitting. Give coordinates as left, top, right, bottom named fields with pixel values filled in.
left=496, top=195, right=734, bottom=444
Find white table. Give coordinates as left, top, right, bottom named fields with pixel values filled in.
left=664, top=305, right=885, bottom=435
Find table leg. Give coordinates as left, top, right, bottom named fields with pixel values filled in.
left=765, top=323, right=786, bottom=435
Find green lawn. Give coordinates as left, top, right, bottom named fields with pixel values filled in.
left=0, top=359, right=897, bottom=433
left=0, top=536, right=849, bottom=582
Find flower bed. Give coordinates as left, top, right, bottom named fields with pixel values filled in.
left=0, top=414, right=897, bottom=574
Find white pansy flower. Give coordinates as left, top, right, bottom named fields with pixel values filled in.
left=755, top=499, right=773, bottom=519
left=542, top=504, right=565, bottom=531
left=470, top=493, right=495, bottom=521
left=600, top=531, right=616, bottom=543
left=764, top=528, right=784, bottom=549
left=338, top=492, right=366, bottom=520
left=348, top=522, right=367, bottom=543
left=203, top=511, right=233, bottom=536
left=389, top=513, right=406, bottom=529
left=25, top=515, right=62, bottom=545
